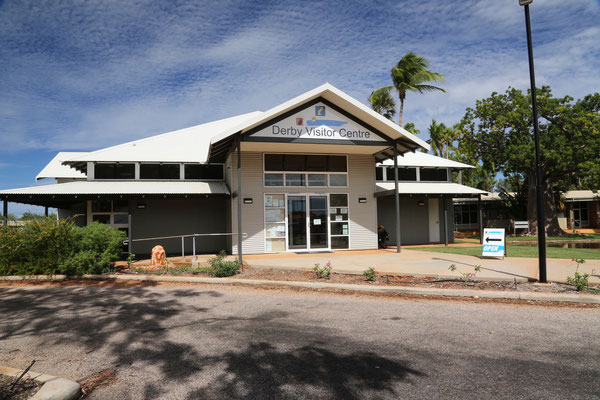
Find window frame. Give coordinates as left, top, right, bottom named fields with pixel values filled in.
left=263, top=153, right=348, bottom=188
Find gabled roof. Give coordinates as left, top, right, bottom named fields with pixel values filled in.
left=36, top=152, right=88, bottom=180
left=378, top=152, right=475, bottom=169
left=63, top=112, right=262, bottom=172
left=208, top=83, right=430, bottom=162
left=62, top=83, right=430, bottom=170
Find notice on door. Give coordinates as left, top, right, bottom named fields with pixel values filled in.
left=482, top=228, right=505, bottom=258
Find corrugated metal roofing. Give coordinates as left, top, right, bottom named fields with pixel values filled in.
left=63, top=112, right=262, bottom=165
left=36, top=152, right=88, bottom=180
left=375, top=182, right=487, bottom=197
left=0, top=181, right=230, bottom=196
left=378, top=152, right=475, bottom=169
left=563, top=190, right=600, bottom=201
left=61, top=83, right=431, bottom=168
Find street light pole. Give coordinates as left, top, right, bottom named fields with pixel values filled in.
left=520, top=0, right=547, bottom=282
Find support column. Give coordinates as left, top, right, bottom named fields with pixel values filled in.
left=2, top=200, right=7, bottom=226
left=44, top=207, right=49, bottom=217
left=478, top=194, right=483, bottom=245
left=444, top=198, right=448, bottom=246
left=128, top=214, right=132, bottom=255
left=393, top=144, right=401, bottom=253
left=236, top=134, right=243, bottom=265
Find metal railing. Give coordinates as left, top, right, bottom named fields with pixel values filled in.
left=124, top=232, right=247, bottom=261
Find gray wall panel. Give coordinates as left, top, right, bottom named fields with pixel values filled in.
left=130, top=197, right=227, bottom=256
left=377, top=196, right=455, bottom=245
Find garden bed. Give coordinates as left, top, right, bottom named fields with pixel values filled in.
left=0, top=374, right=41, bottom=400
left=115, top=264, right=600, bottom=295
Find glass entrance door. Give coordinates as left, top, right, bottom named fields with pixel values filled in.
left=287, top=196, right=307, bottom=250
left=309, top=195, right=328, bottom=249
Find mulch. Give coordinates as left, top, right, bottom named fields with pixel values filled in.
left=0, top=375, right=40, bottom=400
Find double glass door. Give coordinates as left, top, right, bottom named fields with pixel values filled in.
left=288, top=195, right=328, bottom=250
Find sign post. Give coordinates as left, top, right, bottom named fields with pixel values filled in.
left=482, top=228, right=505, bottom=259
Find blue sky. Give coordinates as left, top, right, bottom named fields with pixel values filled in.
left=1, top=0, right=599, bottom=215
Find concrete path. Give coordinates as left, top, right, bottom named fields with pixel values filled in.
left=246, top=249, right=600, bottom=283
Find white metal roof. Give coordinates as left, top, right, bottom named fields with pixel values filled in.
left=375, top=182, right=487, bottom=197
left=63, top=112, right=262, bottom=165
left=36, top=152, right=88, bottom=180
left=0, top=181, right=230, bottom=196
left=379, top=152, right=475, bottom=169
left=562, top=190, right=600, bottom=201
left=60, top=84, right=430, bottom=168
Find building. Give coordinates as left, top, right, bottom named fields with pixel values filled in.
left=453, top=190, right=600, bottom=235
left=1, top=84, right=485, bottom=258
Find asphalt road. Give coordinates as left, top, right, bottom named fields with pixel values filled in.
left=0, top=283, right=599, bottom=399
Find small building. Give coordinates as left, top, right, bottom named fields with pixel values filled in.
left=561, top=190, right=600, bottom=231
left=1, top=84, right=485, bottom=257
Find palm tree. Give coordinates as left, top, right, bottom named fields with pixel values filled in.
left=368, top=87, right=396, bottom=120
left=375, top=52, right=445, bottom=127
left=428, top=120, right=458, bottom=158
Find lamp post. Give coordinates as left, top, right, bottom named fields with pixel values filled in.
left=519, top=0, right=547, bottom=282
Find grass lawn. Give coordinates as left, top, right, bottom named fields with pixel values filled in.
left=464, top=233, right=600, bottom=241
left=407, top=244, right=600, bottom=260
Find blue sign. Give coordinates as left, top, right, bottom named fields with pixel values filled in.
left=315, top=105, right=326, bottom=116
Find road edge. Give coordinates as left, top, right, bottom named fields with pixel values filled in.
left=0, top=365, right=81, bottom=400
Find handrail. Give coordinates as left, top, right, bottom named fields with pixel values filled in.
left=124, top=232, right=247, bottom=261
left=129, top=232, right=247, bottom=242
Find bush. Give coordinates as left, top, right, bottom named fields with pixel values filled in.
left=313, top=261, right=332, bottom=278
left=207, top=251, right=240, bottom=277
left=567, top=258, right=591, bottom=291
left=0, top=218, right=124, bottom=276
left=363, top=267, right=378, bottom=281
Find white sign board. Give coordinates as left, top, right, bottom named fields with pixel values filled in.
left=482, top=228, right=505, bottom=258
left=252, top=102, right=387, bottom=143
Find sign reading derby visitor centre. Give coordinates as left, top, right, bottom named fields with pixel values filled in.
left=253, top=103, right=387, bottom=144
left=0, top=83, right=486, bottom=261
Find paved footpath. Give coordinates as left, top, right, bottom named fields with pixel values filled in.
left=1, top=283, right=598, bottom=399
left=245, top=249, right=600, bottom=283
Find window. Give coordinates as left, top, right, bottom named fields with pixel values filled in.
left=94, top=163, right=135, bottom=179
left=265, top=194, right=286, bottom=252
left=184, top=164, right=224, bottom=180
left=376, top=167, right=384, bottom=181
left=330, top=194, right=349, bottom=249
left=420, top=168, right=448, bottom=181
left=328, top=156, right=347, bottom=172
left=329, top=174, right=347, bottom=187
left=383, top=167, right=417, bottom=181
left=285, top=173, right=305, bottom=187
left=263, top=154, right=348, bottom=187
left=573, top=202, right=589, bottom=228
left=140, top=163, right=180, bottom=180
left=90, top=200, right=129, bottom=227
left=307, top=174, right=327, bottom=187
left=454, top=204, right=478, bottom=228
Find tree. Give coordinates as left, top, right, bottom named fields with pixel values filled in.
left=368, top=87, right=396, bottom=120
left=383, top=52, right=445, bottom=126
left=458, top=87, right=600, bottom=236
left=403, top=122, right=420, bottom=136
left=428, top=120, right=457, bottom=159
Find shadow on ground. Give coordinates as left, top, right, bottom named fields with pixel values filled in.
left=182, top=341, right=423, bottom=399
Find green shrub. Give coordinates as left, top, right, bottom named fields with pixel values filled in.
left=313, top=261, right=332, bottom=278
left=207, top=251, right=240, bottom=277
left=363, top=267, right=378, bottom=281
left=567, top=258, right=591, bottom=291
left=0, top=218, right=124, bottom=276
